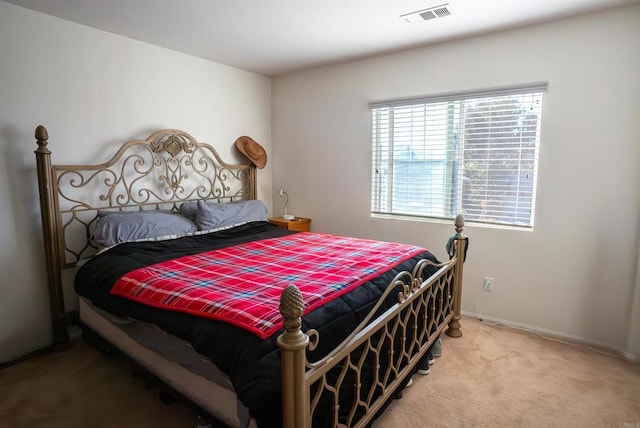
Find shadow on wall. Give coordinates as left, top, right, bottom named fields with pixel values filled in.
left=582, top=227, right=630, bottom=351
left=0, top=125, right=52, bottom=362
left=0, top=125, right=47, bottom=277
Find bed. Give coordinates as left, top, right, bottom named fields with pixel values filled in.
left=33, top=126, right=467, bottom=427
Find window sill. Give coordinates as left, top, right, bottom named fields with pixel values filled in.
left=370, top=213, right=534, bottom=232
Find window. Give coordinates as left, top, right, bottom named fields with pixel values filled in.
left=370, top=83, right=546, bottom=228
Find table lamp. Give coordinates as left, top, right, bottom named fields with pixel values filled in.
left=279, top=189, right=294, bottom=220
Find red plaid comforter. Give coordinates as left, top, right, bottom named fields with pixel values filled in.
left=110, top=232, right=425, bottom=339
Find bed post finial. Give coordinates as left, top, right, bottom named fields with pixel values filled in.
left=279, top=284, right=305, bottom=332
left=34, top=125, right=70, bottom=351
left=277, top=285, right=310, bottom=428
left=455, top=214, right=464, bottom=236
left=446, top=214, right=466, bottom=338
left=35, top=125, right=49, bottom=148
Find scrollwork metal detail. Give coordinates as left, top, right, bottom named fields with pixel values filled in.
left=150, top=133, right=196, bottom=157
left=307, top=329, right=320, bottom=352
left=51, top=129, right=255, bottom=266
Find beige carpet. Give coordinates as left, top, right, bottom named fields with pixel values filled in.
left=1, top=317, right=638, bottom=428
left=375, top=318, right=640, bottom=428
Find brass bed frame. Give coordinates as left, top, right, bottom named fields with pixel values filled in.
left=34, top=125, right=466, bottom=427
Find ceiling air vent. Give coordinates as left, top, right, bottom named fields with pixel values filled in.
left=401, top=3, right=452, bottom=24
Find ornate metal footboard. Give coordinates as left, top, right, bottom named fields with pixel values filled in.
left=277, top=216, right=465, bottom=428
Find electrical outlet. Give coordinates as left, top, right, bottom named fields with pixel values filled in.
left=483, top=277, right=493, bottom=292
left=279, top=189, right=284, bottom=196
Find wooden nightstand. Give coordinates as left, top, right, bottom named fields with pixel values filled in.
left=269, top=217, right=311, bottom=232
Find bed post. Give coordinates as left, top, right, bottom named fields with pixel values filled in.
left=446, top=214, right=465, bottom=338
left=249, top=167, right=257, bottom=201
left=277, top=285, right=310, bottom=428
left=34, top=125, right=70, bottom=350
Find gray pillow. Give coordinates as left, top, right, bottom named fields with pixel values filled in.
left=178, top=201, right=199, bottom=221
left=91, top=211, right=197, bottom=248
left=195, top=199, right=268, bottom=231
left=97, top=209, right=174, bottom=217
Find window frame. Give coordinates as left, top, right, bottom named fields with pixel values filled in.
left=369, top=82, right=547, bottom=229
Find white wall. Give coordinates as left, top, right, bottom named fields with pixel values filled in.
left=629, top=242, right=640, bottom=359
left=272, top=5, right=640, bottom=357
left=0, top=2, right=272, bottom=363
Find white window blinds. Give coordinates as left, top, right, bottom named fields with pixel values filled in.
left=370, top=83, right=546, bottom=228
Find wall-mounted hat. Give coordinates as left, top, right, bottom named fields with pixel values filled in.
left=235, top=136, right=267, bottom=169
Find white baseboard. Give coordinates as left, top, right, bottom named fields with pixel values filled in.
left=461, top=311, right=638, bottom=363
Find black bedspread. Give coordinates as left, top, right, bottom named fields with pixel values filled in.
left=75, top=221, right=439, bottom=427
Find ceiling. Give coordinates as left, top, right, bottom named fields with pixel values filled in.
left=4, top=0, right=637, bottom=76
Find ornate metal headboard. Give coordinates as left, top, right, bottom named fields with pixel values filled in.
left=34, top=126, right=256, bottom=348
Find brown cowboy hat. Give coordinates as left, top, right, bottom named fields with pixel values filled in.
left=235, top=136, right=267, bottom=169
